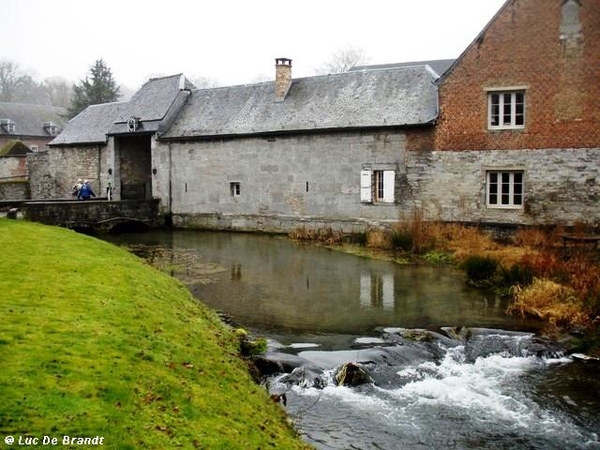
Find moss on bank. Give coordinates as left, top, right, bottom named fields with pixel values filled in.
left=0, top=219, right=311, bottom=449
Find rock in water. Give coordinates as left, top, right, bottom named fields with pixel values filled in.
left=334, top=362, right=372, bottom=386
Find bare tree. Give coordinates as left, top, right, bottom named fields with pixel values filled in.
left=0, top=60, right=31, bottom=102
left=190, top=76, right=220, bottom=89
left=42, top=77, right=73, bottom=108
left=315, top=45, right=370, bottom=75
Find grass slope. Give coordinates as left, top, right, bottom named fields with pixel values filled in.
left=0, top=219, right=310, bottom=449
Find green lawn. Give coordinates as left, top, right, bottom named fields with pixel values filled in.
left=0, top=219, right=311, bottom=449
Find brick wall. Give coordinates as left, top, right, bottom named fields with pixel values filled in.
left=435, top=0, right=600, bottom=151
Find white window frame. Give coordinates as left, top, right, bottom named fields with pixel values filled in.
left=360, top=169, right=395, bottom=204
left=487, top=88, right=526, bottom=130
left=30, top=145, right=39, bottom=152
left=486, top=170, right=524, bottom=209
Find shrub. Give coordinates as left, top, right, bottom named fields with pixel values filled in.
left=507, top=278, right=590, bottom=330
left=461, top=255, right=499, bottom=286
left=366, top=229, right=392, bottom=249
left=501, top=262, right=535, bottom=287
left=390, top=228, right=413, bottom=251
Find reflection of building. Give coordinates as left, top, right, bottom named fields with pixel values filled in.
left=360, top=273, right=394, bottom=311
left=36, top=0, right=600, bottom=230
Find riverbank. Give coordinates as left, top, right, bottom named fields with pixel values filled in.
left=290, top=222, right=600, bottom=355
left=0, top=219, right=311, bottom=449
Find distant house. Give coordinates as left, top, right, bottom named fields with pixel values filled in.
left=0, top=103, right=68, bottom=200
left=40, top=0, right=600, bottom=231
left=0, top=103, right=68, bottom=152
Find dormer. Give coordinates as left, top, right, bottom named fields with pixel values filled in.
left=43, top=121, right=59, bottom=136
left=1, top=119, right=16, bottom=134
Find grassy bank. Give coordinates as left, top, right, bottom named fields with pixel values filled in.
left=0, top=219, right=311, bottom=449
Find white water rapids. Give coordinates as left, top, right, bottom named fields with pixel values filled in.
left=270, top=330, right=600, bottom=450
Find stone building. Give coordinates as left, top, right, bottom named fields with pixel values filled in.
left=32, top=74, right=193, bottom=200
left=39, top=0, right=600, bottom=231
left=0, top=102, right=67, bottom=199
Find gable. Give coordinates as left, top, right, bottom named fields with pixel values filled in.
left=435, top=0, right=600, bottom=150
left=0, top=139, right=32, bottom=157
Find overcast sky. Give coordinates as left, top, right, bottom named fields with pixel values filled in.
left=3, top=0, right=506, bottom=91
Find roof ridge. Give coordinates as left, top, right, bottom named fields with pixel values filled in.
left=190, top=64, right=434, bottom=94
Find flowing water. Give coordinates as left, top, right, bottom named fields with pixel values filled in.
left=103, top=230, right=600, bottom=450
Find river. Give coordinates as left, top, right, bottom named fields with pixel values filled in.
left=103, top=230, right=600, bottom=450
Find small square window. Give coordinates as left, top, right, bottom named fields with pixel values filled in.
left=361, top=169, right=395, bottom=203
left=230, top=182, right=241, bottom=197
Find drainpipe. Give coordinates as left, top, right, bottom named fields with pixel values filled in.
left=97, top=145, right=102, bottom=195
left=168, top=142, right=172, bottom=214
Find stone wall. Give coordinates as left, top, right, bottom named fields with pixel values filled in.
left=155, top=130, right=411, bottom=232
left=0, top=155, right=28, bottom=180
left=0, top=180, right=29, bottom=200
left=22, top=199, right=161, bottom=232
left=407, top=147, right=600, bottom=227
left=28, top=146, right=107, bottom=200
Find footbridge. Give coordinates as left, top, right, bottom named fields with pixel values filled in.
left=12, top=199, right=163, bottom=234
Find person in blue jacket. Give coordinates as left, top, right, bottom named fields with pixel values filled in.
left=77, top=180, right=96, bottom=200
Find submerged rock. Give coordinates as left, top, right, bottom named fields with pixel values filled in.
left=253, top=352, right=312, bottom=377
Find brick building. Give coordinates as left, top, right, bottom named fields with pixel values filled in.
left=37, top=0, right=600, bottom=231
left=408, top=0, right=600, bottom=226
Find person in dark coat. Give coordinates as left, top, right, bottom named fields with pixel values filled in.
left=77, top=180, right=96, bottom=200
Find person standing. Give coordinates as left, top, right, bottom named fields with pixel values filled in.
left=77, top=180, right=96, bottom=200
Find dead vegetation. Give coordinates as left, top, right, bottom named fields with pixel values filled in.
left=289, top=218, right=600, bottom=336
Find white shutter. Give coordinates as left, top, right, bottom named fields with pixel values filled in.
left=383, top=170, right=395, bottom=203
left=360, top=170, right=372, bottom=203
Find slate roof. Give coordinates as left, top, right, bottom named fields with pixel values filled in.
left=350, top=59, right=456, bottom=80
left=108, top=74, right=194, bottom=135
left=0, top=139, right=32, bottom=157
left=50, top=74, right=194, bottom=145
left=163, top=64, right=439, bottom=139
left=0, top=103, right=68, bottom=137
left=49, top=102, right=127, bottom=146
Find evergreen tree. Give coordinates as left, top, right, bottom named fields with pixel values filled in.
left=70, top=59, right=120, bottom=117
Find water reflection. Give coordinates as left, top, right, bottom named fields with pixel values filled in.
left=104, top=230, right=537, bottom=336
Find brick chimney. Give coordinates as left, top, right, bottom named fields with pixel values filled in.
left=275, top=58, right=292, bottom=101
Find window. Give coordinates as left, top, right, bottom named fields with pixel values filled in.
left=360, top=169, right=395, bottom=203
left=43, top=122, right=58, bottom=135
left=1, top=119, right=15, bottom=134
left=488, top=91, right=525, bottom=129
left=487, top=171, right=524, bottom=208
left=230, top=182, right=241, bottom=197
left=30, top=145, right=39, bottom=152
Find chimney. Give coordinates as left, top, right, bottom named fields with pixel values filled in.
left=275, top=58, right=292, bottom=101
